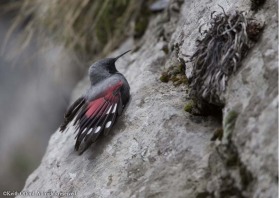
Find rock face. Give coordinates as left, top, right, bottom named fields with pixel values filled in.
left=19, top=0, right=277, bottom=198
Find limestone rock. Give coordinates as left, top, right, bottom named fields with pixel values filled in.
left=19, top=0, right=278, bottom=197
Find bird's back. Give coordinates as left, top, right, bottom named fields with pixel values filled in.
left=85, top=73, right=130, bottom=105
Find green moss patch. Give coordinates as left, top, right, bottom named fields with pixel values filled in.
left=184, top=100, right=195, bottom=113
left=160, top=63, right=188, bottom=86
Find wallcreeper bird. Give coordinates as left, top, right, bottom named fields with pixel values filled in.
left=59, top=50, right=131, bottom=154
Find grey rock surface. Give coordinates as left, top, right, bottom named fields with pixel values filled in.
left=20, top=0, right=278, bottom=198
left=150, top=0, right=170, bottom=12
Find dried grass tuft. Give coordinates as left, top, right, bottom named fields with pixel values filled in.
left=3, top=0, right=142, bottom=66
left=190, top=8, right=264, bottom=106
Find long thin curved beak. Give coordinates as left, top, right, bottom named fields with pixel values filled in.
left=114, top=50, right=131, bottom=61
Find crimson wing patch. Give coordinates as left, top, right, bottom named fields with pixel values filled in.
left=74, top=82, right=123, bottom=153
left=60, top=81, right=124, bottom=154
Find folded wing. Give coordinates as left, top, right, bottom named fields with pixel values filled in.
left=74, top=81, right=124, bottom=154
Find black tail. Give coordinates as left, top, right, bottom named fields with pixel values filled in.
left=59, top=97, right=86, bottom=132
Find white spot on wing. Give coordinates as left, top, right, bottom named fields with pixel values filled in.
left=88, top=128, right=93, bottom=134
left=105, top=121, right=112, bottom=128
left=112, top=104, right=117, bottom=113
left=95, top=126, right=101, bottom=133
left=82, top=128, right=87, bottom=134
left=106, top=106, right=112, bottom=114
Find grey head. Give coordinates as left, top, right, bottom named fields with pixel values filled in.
left=89, top=50, right=130, bottom=85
